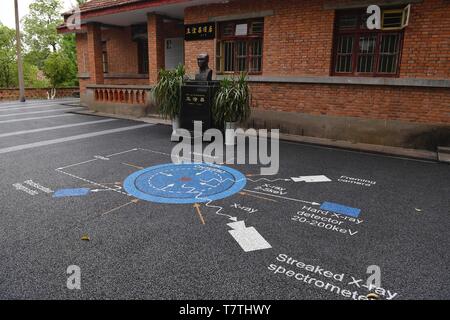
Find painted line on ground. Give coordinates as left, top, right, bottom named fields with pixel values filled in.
left=56, top=148, right=141, bottom=170
left=0, top=114, right=77, bottom=124
left=242, top=189, right=321, bottom=206
left=81, top=182, right=122, bottom=187
left=247, top=177, right=291, bottom=183
left=56, top=169, right=130, bottom=197
left=137, top=147, right=172, bottom=157
left=56, top=159, right=99, bottom=170
left=0, top=124, right=153, bottom=154
left=239, top=191, right=278, bottom=202
left=106, top=148, right=139, bottom=157
left=0, top=119, right=118, bottom=138
left=193, top=203, right=206, bottom=225
left=0, top=99, right=79, bottom=108
left=122, top=162, right=145, bottom=170
left=137, top=147, right=235, bottom=164
left=0, top=100, right=80, bottom=110
left=0, top=107, right=83, bottom=118
left=101, top=199, right=139, bottom=216
left=0, top=104, right=80, bottom=112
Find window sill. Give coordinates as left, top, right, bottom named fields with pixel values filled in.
left=215, top=75, right=450, bottom=88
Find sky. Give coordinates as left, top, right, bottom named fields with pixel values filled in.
left=0, top=0, right=77, bottom=29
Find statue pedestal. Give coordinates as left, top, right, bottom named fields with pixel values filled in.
left=180, top=80, right=219, bottom=132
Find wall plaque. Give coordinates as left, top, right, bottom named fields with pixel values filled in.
left=185, top=22, right=216, bottom=41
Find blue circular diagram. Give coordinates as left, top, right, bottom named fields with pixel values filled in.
left=123, top=163, right=247, bottom=204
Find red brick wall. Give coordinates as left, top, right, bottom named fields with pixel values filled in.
left=76, top=0, right=450, bottom=80
left=77, top=27, right=142, bottom=88
left=185, top=0, right=450, bottom=78
left=250, top=82, right=450, bottom=125
left=79, top=78, right=88, bottom=94
left=75, top=0, right=450, bottom=126
left=185, top=0, right=335, bottom=76
left=0, top=88, right=79, bottom=101
left=400, top=0, right=450, bottom=78
left=184, top=0, right=450, bottom=125
left=76, top=34, right=89, bottom=95
left=87, top=23, right=104, bottom=84
left=164, top=20, right=185, bottom=39
left=76, top=33, right=89, bottom=74
left=103, top=27, right=139, bottom=74
left=77, top=19, right=184, bottom=88
left=104, top=78, right=149, bottom=85
left=148, top=14, right=165, bottom=84
left=185, top=39, right=215, bottom=77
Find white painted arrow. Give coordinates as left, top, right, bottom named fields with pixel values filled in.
left=205, top=200, right=238, bottom=221
left=291, top=175, right=332, bottom=183
left=159, top=183, right=175, bottom=191
left=195, top=170, right=209, bottom=176
left=159, top=172, right=174, bottom=177
left=228, top=221, right=272, bottom=252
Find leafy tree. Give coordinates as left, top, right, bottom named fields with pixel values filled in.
left=0, top=24, right=17, bottom=88
left=22, top=0, right=79, bottom=88
left=58, top=0, right=87, bottom=87
left=22, top=0, right=63, bottom=68
left=43, top=51, right=74, bottom=97
left=60, top=34, right=77, bottom=62
left=0, top=23, right=50, bottom=88
left=59, top=33, right=78, bottom=86
left=2, top=0, right=82, bottom=90
left=24, top=63, right=50, bottom=88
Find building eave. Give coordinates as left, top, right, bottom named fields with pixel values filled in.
left=79, top=0, right=221, bottom=19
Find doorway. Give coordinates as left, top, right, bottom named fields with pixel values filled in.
left=165, top=37, right=184, bottom=70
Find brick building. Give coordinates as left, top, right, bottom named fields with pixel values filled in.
left=59, top=0, right=450, bottom=150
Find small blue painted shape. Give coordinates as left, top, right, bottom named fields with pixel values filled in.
left=53, top=188, right=91, bottom=198
left=124, top=163, right=247, bottom=204
left=320, top=202, right=361, bottom=218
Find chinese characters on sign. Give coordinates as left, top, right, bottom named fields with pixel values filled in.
left=185, top=93, right=207, bottom=106
left=185, top=22, right=216, bottom=41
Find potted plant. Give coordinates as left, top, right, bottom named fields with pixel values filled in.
left=152, top=64, right=185, bottom=135
left=213, top=73, right=251, bottom=145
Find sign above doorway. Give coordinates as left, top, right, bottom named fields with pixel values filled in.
left=185, top=22, right=216, bottom=41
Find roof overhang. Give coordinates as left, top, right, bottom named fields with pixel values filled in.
left=59, top=0, right=230, bottom=33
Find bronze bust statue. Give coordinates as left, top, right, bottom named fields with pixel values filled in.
left=195, top=53, right=213, bottom=81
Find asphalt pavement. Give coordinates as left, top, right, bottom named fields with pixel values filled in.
left=0, top=99, right=448, bottom=300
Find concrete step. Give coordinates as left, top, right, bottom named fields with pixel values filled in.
left=437, top=146, right=450, bottom=163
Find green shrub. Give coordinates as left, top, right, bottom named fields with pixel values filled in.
left=213, top=73, right=251, bottom=125
left=152, top=64, right=186, bottom=120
